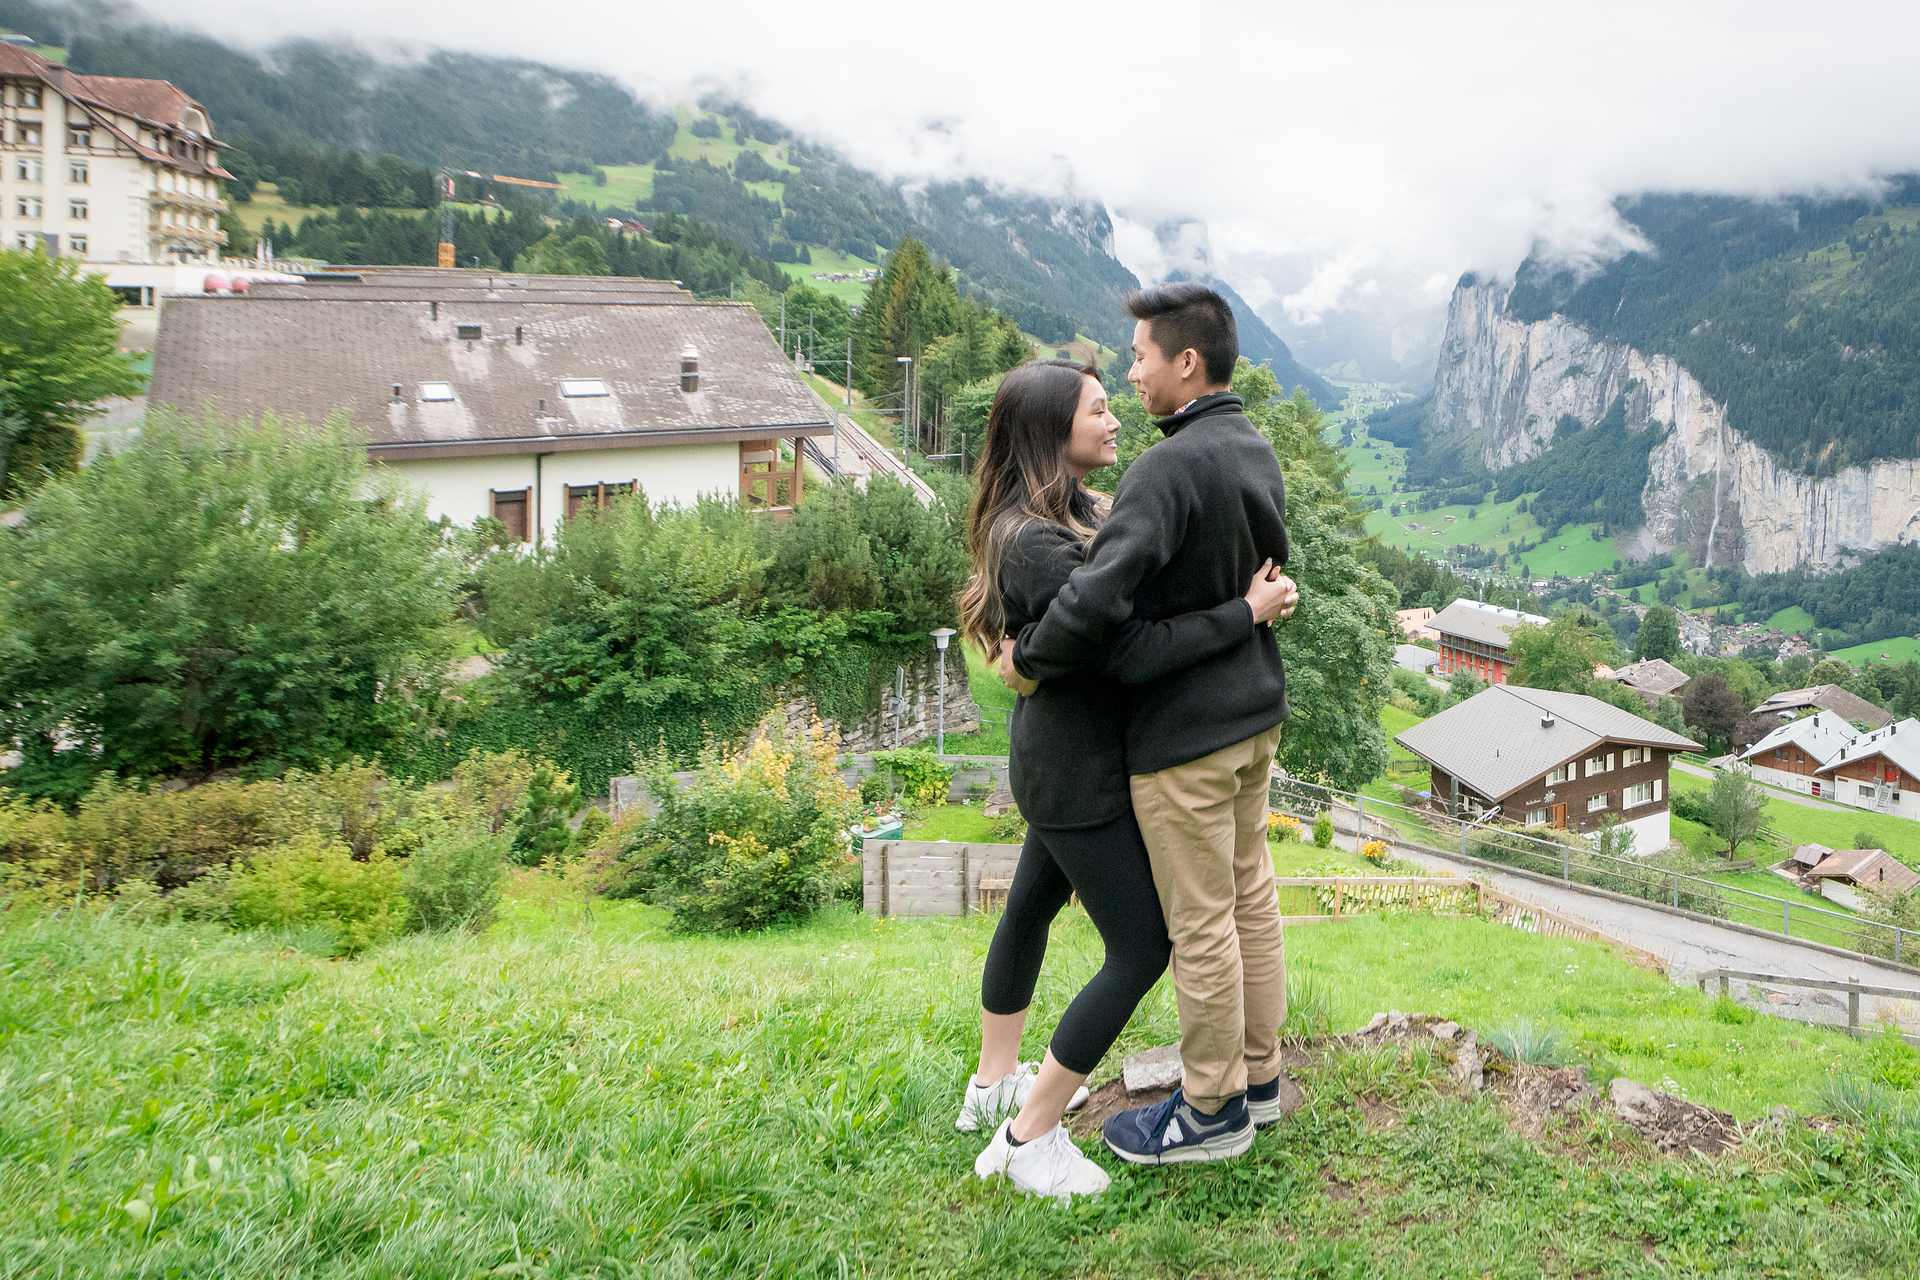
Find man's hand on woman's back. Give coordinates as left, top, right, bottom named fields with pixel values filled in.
left=1243, top=560, right=1300, bottom=625
left=993, top=640, right=1040, bottom=697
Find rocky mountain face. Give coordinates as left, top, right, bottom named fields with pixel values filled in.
left=1427, top=279, right=1920, bottom=575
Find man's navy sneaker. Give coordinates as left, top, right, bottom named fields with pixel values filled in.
left=1248, top=1075, right=1287, bottom=1130
left=1102, top=1087, right=1255, bottom=1166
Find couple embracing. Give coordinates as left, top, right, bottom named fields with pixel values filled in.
left=954, top=283, right=1300, bottom=1201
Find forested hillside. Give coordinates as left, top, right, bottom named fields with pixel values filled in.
left=1506, top=179, right=1920, bottom=473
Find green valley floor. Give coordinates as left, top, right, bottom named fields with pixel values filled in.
left=3, top=877, right=1919, bottom=1277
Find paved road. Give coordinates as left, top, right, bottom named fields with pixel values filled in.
left=1331, top=815, right=1920, bottom=1034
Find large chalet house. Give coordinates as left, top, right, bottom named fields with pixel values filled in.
left=1752, top=683, right=1893, bottom=730
left=0, top=41, right=230, bottom=297
left=1396, top=684, right=1703, bottom=851
left=148, top=272, right=832, bottom=540
left=1604, top=658, right=1691, bottom=706
left=1738, top=712, right=1920, bottom=820
left=1429, top=599, right=1549, bottom=685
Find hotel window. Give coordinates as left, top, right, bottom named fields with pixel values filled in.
left=19, top=84, right=42, bottom=109
left=13, top=232, right=37, bottom=251
left=67, top=128, right=91, bottom=151
left=67, top=198, right=87, bottom=221
left=15, top=195, right=41, bottom=219
left=1623, top=781, right=1662, bottom=808
left=67, top=234, right=87, bottom=256
left=14, top=157, right=40, bottom=181
left=1622, top=747, right=1646, bottom=766
left=1547, top=763, right=1572, bottom=785
left=1859, top=784, right=1877, bottom=802
left=16, top=123, right=41, bottom=145
left=1587, top=793, right=1610, bottom=814
left=68, top=159, right=87, bottom=184
left=489, top=488, right=531, bottom=544
left=1525, top=808, right=1549, bottom=826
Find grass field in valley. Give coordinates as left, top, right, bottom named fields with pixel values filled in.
left=6, top=877, right=1920, bottom=1277
left=1829, top=634, right=1920, bottom=667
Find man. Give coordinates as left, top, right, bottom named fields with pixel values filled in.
left=999, top=282, right=1297, bottom=1165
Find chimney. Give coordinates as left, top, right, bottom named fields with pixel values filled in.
left=430, top=300, right=439, bottom=321
left=515, top=324, right=524, bottom=345
left=391, top=383, right=402, bottom=400
left=537, top=397, right=546, bottom=415
left=680, top=344, right=701, bottom=393
left=1541, top=714, right=1556, bottom=729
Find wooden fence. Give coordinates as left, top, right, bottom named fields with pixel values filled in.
left=862, top=840, right=1024, bottom=918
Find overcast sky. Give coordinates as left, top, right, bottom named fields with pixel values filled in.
left=181, top=0, right=1920, bottom=344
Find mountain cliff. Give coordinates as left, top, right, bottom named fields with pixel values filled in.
left=1426, top=185, right=1920, bottom=575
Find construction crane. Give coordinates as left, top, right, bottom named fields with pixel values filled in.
left=436, top=169, right=563, bottom=269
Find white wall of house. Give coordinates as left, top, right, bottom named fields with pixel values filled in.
left=1826, top=777, right=1920, bottom=822
left=1615, top=807, right=1672, bottom=856
left=377, top=441, right=741, bottom=541
left=1747, top=763, right=1827, bottom=798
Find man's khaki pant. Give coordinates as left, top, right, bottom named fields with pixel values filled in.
left=1129, top=723, right=1286, bottom=1112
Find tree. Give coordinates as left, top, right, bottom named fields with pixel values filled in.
left=1634, top=605, right=1682, bottom=661
left=1506, top=614, right=1615, bottom=692
left=0, top=413, right=458, bottom=789
left=1682, top=673, right=1745, bottom=752
left=1705, top=767, right=1769, bottom=859
left=0, top=248, right=146, bottom=499
left=519, top=232, right=611, bottom=276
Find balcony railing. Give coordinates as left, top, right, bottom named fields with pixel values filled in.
left=150, top=189, right=227, bottom=214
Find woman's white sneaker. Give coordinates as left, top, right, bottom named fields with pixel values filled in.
left=974, top=1120, right=1111, bottom=1202
left=954, top=1062, right=1089, bottom=1132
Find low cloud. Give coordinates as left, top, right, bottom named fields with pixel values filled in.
left=168, top=0, right=1920, bottom=358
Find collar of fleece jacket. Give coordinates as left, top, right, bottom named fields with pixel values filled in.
left=1156, top=393, right=1244, bottom=438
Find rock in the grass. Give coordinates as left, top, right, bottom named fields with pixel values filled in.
left=1451, top=1040, right=1485, bottom=1092
left=1431, top=1021, right=1461, bottom=1042
left=1610, top=1077, right=1661, bottom=1124
left=1387, top=1010, right=1409, bottom=1032
left=983, top=787, right=1017, bottom=818
left=1362, top=1012, right=1390, bottom=1035
left=1123, top=1043, right=1184, bottom=1094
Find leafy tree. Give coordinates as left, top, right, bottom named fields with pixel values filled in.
left=0, top=249, right=146, bottom=500
left=519, top=232, right=612, bottom=276
left=1682, top=673, right=1745, bottom=752
left=1705, top=767, right=1769, bottom=859
left=1634, top=605, right=1682, bottom=661
left=510, top=762, right=581, bottom=865
left=1506, top=614, right=1616, bottom=692
left=0, top=414, right=457, bottom=786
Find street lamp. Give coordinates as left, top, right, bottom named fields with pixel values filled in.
left=930, top=627, right=957, bottom=755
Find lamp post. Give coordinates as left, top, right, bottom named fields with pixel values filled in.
left=895, top=354, right=915, bottom=457
left=930, top=627, right=957, bottom=755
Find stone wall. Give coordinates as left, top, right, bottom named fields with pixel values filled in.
left=766, top=645, right=980, bottom=756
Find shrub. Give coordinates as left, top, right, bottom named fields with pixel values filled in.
left=0, top=793, right=73, bottom=892
left=986, top=810, right=1028, bottom=843
left=629, top=716, right=859, bottom=932
left=570, top=806, right=613, bottom=855
left=1486, top=1019, right=1571, bottom=1066
left=402, top=828, right=507, bottom=933
left=1360, top=839, right=1389, bottom=865
left=858, top=773, right=892, bottom=808
left=1267, top=812, right=1303, bottom=843
left=510, top=763, right=581, bottom=866
left=1670, top=789, right=1713, bottom=827
left=1313, top=812, right=1334, bottom=848
left=1854, top=829, right=1882, bottom=852
left=869, top=749, right=954, bottom=807
left=64, top=775, right=310, bottom=891
left=449, top=749, right=539, bottom=835
left=226, top=836, right=408, bottom=956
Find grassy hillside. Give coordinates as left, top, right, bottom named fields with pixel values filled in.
left=779, top=246, right=882, bottom=304
left=1830, top=634, right=1920, bottom=667
left=7, top=884, right=1919, bottom=1274
left=229, top=182, right=508, bottom=235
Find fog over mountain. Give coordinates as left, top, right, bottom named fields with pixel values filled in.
left=162, top=0, right=1920, bottom=380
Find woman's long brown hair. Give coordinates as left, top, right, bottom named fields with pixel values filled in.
left=958, top=360, right=1103, bottom=658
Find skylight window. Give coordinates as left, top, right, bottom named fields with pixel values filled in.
left=419, top=382, right=455, bottom=402
left=560, top=378, right=609, bottom=398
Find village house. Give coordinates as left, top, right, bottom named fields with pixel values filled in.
left=0, top=42, right=232, bottom=298
left=148, top=280, right=833, bottom=541
left=1788, top=843, right=1920, bottom=909
left=1395, top=606, right=1438, bottom=643
left=1737, top=710, right=1858, bottom=800
left=1428, top=598, right=1550, bottom=685
left=1395, top=684, right=1703, bottom=851
left=1752, top=684, right=1893, bottom=730
left=1813, top=718, right=1920, bottom=821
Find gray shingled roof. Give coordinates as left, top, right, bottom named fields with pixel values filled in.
left=149, top=295, right=831, bottom=456
left=1610, top=658, right=1692, bottom=697
left=1738, top=709, right=1859, bottom=768
left=1428, top=598, right=1550, bottom=649
left=248, top=284, right=696, bottom=304
left=1394, top=684, right=1702, bottom=801
left=1815, top=717, right=1920, bottom=782
left=1753, top=684, right=1894, bottom=729
left=310, top=267, right=689, bottom=294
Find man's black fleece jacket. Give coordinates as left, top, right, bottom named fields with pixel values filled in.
left=1012, top=393, right=1291, bottom=775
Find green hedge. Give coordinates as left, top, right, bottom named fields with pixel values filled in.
left=383, top=638, right=910, bottom=798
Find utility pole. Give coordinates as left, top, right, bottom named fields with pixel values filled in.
left=778, top=293, right=786, bottom=354
left=845, top=332, right=853, bottom=408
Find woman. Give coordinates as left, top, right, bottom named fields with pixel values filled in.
left=954, top=361, right=1294, bottom=1200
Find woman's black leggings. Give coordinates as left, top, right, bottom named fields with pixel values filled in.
left=979, top=809, right=1172, bottom=1075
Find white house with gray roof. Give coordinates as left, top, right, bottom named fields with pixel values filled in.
left=148, top=281, right=833, bottom=542
left=1814, top=718, right=1920, bottom=821
left=1736, top=710, right=1860, bottom=800
left=1396, top=684, right=1702, bottom=853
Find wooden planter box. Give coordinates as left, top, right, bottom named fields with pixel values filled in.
left=862, top=839, right=1024, bottom=917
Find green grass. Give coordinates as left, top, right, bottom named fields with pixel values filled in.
left=1829, top=634, right=1920, bottom=668
left=779, top=246, right=881, bottom=304
left=554, top=163, right=657, bottom=210
left=227, top=181, right=332, bottom=233
left=7, top=889, right=1919, bottom=1275
left=914, top=644, right=1012, bottom=755
left=1363, top=491, right=1622, bottom=580
left=36, top=44, right=68, bottom=64
left=665, top=109, right=798, bottom=173
left=1766, top=605, right=1817, bottom=633
left=1021, top=331, right=1120, bottom=372
left=903, top=803, right=1003, bottom=843
left=1669, top=769, right=1920, bottom=867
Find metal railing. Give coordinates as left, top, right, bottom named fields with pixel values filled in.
left=1268, top=773, right=1920, bottom=966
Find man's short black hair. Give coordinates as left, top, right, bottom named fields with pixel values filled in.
left=1126, top=282, right=1238, bottom=385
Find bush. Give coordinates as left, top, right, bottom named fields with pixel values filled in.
left=63, top=775, right=311, bottom=891
left=1267, top=811, right=1303, bottom=843
left=226, top=836, right=408, bottom=956
left=1671, top=789, right=1713, bottom=827
left=1360, top=839, right=1389, bottom=865
left=626, top=716, right=859, bottom=932
left=1313, top=812, right=1335, bottom=848
left=402, top=828, right=507, bottom=933
left=509, top=762, right=581, bottom=865
left=449, top=749, right=539, bottom=834
left=570, top=806, right=613, bottom=855
left=869, top=749, right=955, bottom=807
